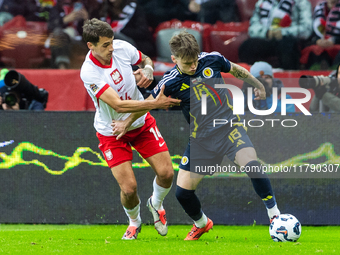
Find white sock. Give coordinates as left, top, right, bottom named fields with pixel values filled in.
left=194, top=213, right=208, bottom=228
left=123, top=200, right=142, bottom=227
left=267, top=204, right=280, bottom=219
left=151, top=177, right=172, bottom=210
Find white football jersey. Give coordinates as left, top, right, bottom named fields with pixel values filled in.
left=80, top=40, right=147, bottom=136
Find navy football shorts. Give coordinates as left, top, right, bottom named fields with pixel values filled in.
left=179, top=125, right=254, bottom=175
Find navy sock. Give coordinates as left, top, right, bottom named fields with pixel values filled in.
left=175, top=186, right=203, bottom=221
left=245, top=160, right=277, bottom=209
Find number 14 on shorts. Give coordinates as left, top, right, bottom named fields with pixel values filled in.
left=150, top=127, right=163, bottom=140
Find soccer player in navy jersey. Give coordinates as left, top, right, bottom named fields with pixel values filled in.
left=112, top=31, right=281, bottom=240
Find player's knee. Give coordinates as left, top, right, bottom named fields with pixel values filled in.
left=245, top=160, right=268, bottom=179
left=121, top=183, right=137, bottom=199
left=157, top=167, right=174, bottom=183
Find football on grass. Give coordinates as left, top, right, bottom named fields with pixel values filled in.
left=269, top=214, right=301, bottom=242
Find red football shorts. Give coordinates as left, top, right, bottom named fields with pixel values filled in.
left=97, top=113, right=169, bottom=168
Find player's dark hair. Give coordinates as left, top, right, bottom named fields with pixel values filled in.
left=82, top=18, right=114, bottom=45
left=169, top=30, right=200, bottom=61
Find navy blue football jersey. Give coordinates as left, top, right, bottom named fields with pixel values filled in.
left=152, top=52, right=242, bottom=138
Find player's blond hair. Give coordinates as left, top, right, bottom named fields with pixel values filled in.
left=82, top=18, right=114, bottom=45
left=169, top=30, right=200, bottom=60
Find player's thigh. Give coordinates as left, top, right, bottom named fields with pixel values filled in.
left=97, top=132, right=134, bottom=168
left=132, top=115, right=171, bottom=178
left=145, top=150, right=174, bottom=180
left=234, top=147, right=258, bottom=167
left=132, top=116, right=169, bottom=160
left=176, top=168, right=204, bottom=190
left=110, top=161, right=137, bottom=194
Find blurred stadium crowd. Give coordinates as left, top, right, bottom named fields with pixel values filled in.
left=0, top=0, right=335, bottom=71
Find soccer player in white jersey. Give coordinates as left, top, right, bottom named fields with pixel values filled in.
left=80, top=18, right=181, bottom=240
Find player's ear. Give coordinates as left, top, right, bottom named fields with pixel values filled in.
left=87, top=42, right=94, bottom=50
left=171, top=55, right=177, bottom=64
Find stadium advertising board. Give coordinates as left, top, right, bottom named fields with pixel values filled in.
left=0, top=111, right=339, bottom=225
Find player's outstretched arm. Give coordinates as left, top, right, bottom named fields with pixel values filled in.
left=99, top=86, right=180, bottom=113
left=229, top=62, right=266, bottom=100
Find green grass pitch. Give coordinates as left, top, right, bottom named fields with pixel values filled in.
left=0, top=224, right=339, bottom=254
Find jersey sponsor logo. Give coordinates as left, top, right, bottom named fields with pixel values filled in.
left=180, top=83, right=190, bottom=91
left=111, top=69, right=123, bottom=85
left=181, top=156, right=189, bottom=165
left=202, top=67, right=213, bottom=78
left=105, top=149, right=113, bottom=160
left=90, top=84, right=99, bottom=93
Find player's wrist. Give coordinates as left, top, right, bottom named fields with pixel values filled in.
left=152, top=97, right=161, bottom=109
left=124, top=117, right=134, bottom=126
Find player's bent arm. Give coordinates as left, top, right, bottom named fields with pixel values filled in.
left=135, top=52, right=154, bottom=88
left=137, top=52, right=154, bottom=70
left=123, top=95, right=154, bottom=125
left=114, top=94, right=154, bottom=129
left=111, top=95, right=155, bottom=139
left=229, top=62, right=266, bottom=100
left=99, top=86, right=180, bottom=113
left=229, top=62, right=264, bottom=90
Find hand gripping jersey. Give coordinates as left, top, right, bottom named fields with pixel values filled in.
left=152, top=52, right=241, bottom=138
left=80, top=40, right=146, bottom=136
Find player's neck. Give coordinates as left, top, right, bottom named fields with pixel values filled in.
left=92, top=51, right=111, bottom=66
left=97, top=57, right=111, bottom=66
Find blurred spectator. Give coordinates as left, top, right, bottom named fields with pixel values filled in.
left=300, top=0, right=340, bottom=70
left=37, top=0, right=57, bottom=8
left=138, top=0, right=197, bottom=30
left=83, top=0, right=102, bottom=18
left=0, top=0, right=15, bottom=26
left=0, top=70, right=48, bottom=110
left=309, top=64, right=340, bottom=112
left=188, top=0, right=239, bottom=24
left=0, top=0, right=27, bottom=24
left=47, top=0, right=89, bottom=68
left=0, top=68, right=9, bottom=89
left=0, top=12, right=13, bottom=26
left=0, top=86, right=45, bottom=110
left=243, top=61, right=296, bottom=112
left=238, top=0, right=312, bottom=70
left=28, top=0, right=56, bottom=22
left=0, top=0, right=25, bottom=18
left=0, top=0, right=50, bottom=23
left=99, top=0, right=156, bottom=58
